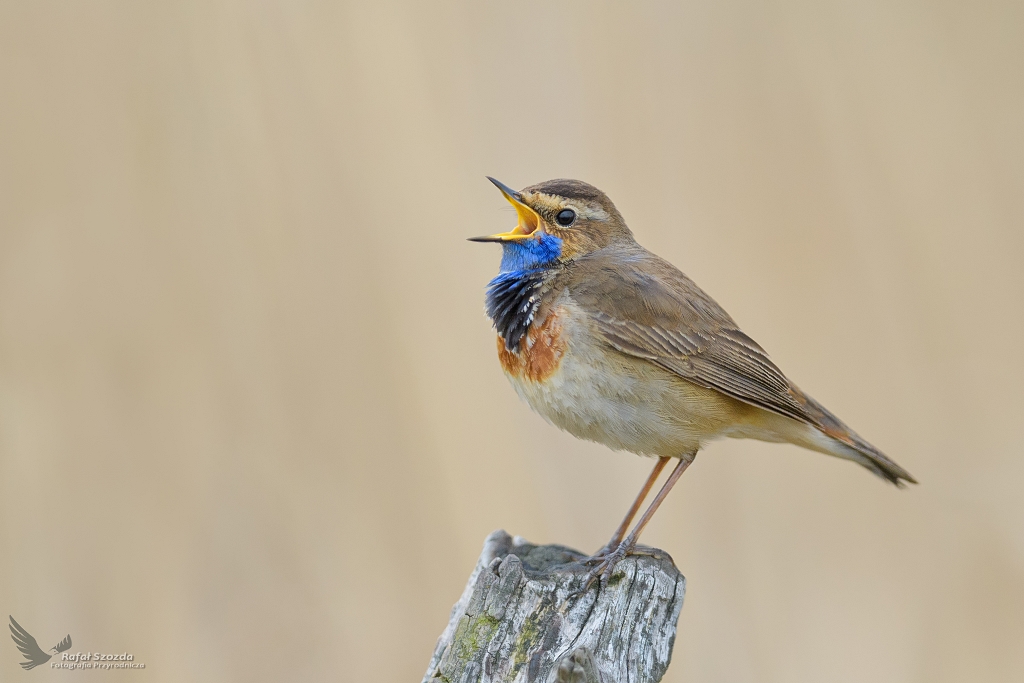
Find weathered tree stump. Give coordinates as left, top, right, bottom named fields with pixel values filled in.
left=423, top=530, right=685, bottom=683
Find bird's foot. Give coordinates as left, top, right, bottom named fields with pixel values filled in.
left=582, top=540, right=634, bottom=590
left=580, top=542, right=618, bottom=566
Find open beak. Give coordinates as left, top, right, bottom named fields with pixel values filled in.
left=468, top=177, right=542, bottom=242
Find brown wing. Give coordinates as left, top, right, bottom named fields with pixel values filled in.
left=563, top=245, right=915, bottom=485
left=566, top=246, right=810, bottom=424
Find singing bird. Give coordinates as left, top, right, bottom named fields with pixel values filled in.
left=470, top=178, right=915, bottom=581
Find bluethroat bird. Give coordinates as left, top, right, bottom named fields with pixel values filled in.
left=470, top=178, right=915, bottom=582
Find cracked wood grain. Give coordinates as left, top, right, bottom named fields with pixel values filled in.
left=423, top=530, right=685, bottom=683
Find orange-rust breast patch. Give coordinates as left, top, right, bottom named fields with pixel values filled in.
left=497, top=308, right=566, bottom=382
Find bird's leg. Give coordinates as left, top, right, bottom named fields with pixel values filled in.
left=586, top=451, right=696, bottom=587
left=582, top=456, right=669, bottom=565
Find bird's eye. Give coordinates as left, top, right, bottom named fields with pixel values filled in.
left=555, top=209, right=576, bottom=227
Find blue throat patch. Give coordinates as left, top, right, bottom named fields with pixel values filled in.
left=486, top=232, right=563, bottom=352
left=498, top=232, right=563, bottom=273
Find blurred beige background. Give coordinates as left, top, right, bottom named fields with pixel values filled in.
left=1, top=1, right=1022, bottom=681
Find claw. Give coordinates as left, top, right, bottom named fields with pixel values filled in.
left=581, top=541, right=633, bottom=590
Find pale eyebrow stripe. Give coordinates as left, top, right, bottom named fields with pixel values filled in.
left=577, top=205, right=609, bottom=220
left=529, top=193, right=609, bottom=221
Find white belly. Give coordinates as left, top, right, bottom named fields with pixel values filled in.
left=503, top=302, right=743, bottom=458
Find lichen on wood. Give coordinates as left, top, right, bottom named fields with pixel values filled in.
left=423, top=530, right=685, bottom=683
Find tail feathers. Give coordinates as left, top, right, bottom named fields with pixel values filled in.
left=833, top=436, right=916, bottom=487
left=792, top=388, right=917, bottom=487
